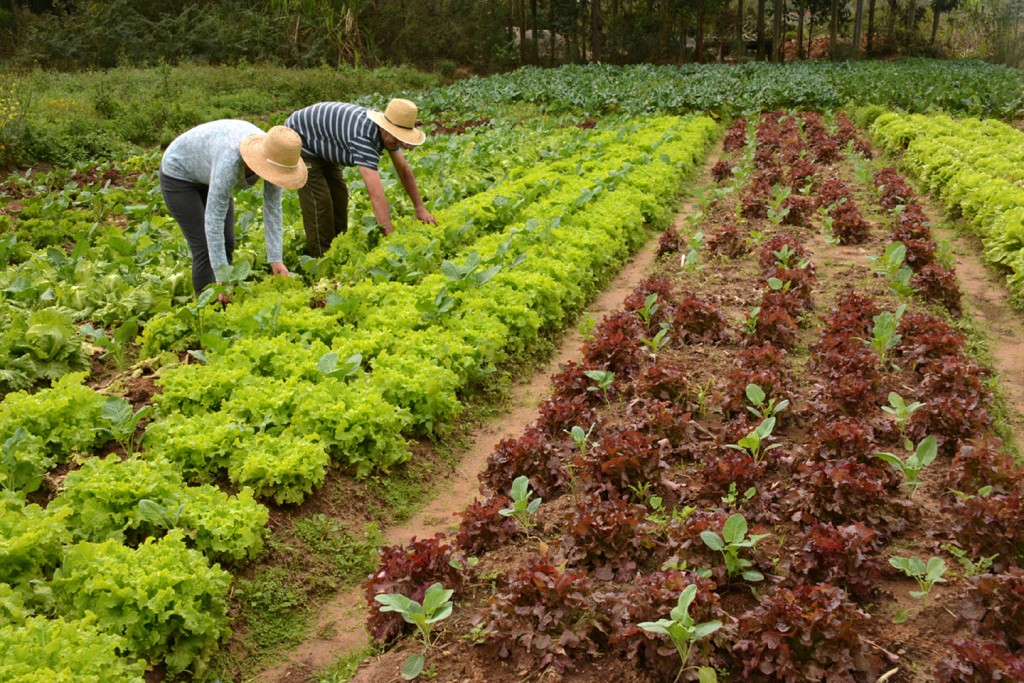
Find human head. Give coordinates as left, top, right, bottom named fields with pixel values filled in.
left=366, top=98, right=426, bottom=147
left=239, top=126, right=308, bottom=190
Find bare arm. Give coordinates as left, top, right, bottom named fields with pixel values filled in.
left=358, top=165, right=394, bottom=235
left=388, top=149, right=436, bottom=224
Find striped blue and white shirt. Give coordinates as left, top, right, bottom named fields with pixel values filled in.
left=285, top=103, right=385, bottom=170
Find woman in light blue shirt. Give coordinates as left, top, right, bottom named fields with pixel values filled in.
left=159, top=122, right=307, bottom=296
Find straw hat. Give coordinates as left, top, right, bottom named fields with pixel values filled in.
left=239, top=126, right=308, bottom=190
left=366, top=99, right=426, bottom=146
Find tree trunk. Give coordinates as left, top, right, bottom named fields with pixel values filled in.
left=591, top=0, right=602, bottom=61
left=797, top=5, right=805, bottom=59
left=697, top=7, right=706, bottom=63
left=867, top=0, right=877, bottom=53
left=829, top=0, right=839, bottom=58
left=736, top=0, right=746, bottom=58
left=530, top=0, right=539, bottom=62
left=757, top=0, right=767, bottom=58
left=885, top=0, right=898, bottom=44
left=930, top=5, right=940, bottom=43
left=853, top=0, right=865, bottom=57
left=907, top=0, right=918, bottom=31
left=771, top=0, right=784, bottom=62
left=518, top=0, right=527, bottom=63
left=808, top=12, right=814, bottom=57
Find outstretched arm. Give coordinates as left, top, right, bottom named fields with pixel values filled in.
left=358, top=165, right=395, bottom=235
left=388, top=149, right=436, bottom=225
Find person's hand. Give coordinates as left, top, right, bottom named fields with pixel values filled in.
left=270, top=261, right=290, bottom=278
left=214, top=283, right=231, bottom=305
left=415, top=206, right=437, bottom=225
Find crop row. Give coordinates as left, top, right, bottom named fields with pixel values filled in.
left=0, top=115, right=718, bottom=678
left=870, top=112, right=1024, bottom=302
left=357, top=110, right=1023, bottom=681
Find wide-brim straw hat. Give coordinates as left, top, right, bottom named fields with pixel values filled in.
left=239, top=126, right=308, bottom=190
left=366, top=98, right=427, bottom=147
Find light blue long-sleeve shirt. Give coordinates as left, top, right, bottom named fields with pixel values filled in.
left=160, top=120, right=284, bottom=274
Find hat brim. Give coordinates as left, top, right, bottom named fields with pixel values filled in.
left=366, top=110, right=426, bottom=147
left=239, top=134, right=308, bottom=191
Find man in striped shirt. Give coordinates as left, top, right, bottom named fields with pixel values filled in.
left=285, top=98, right=436, bottom=258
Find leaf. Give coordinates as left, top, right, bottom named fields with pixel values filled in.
left=892, top=609, right=909, bottom=624
left=101, top=396, right=133, bottom=429
left=745, top=383, right=766, bottom=405
left=698, top=666, right=719, bottom=683
left=401, top=654, right=425, bottom=681
left=693, top=620, right=722, bottom=640
left=700, top=531, right=725, bottom=552
left=914, top=435, right=938, bottom=468
left=722, top=513, right=748, bottom=544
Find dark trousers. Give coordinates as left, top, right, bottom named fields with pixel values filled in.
left=298, top=152, right=348, bottom=258
left=159, top=170, right=234, bottom=294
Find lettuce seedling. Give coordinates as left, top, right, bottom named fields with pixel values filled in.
left=875, top=435, right=938, bottom=496
left=499, top=475, right=542, bottom=537
left=725, top=416, right=782, bottom=465
left=375, top=582, right=454, bottom=680
left=881, top=392, right=923, bottom=450
left=745, top=383, right=789, bottom=421
left=638, top=584, right=722, bottom=683
left=583, top=369, right=615, bottom=403
left=700, top=512, right=768, bottom=582
left=889, top=555, right=947, bottom=603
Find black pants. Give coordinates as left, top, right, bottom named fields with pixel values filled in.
left=297, top=152, right=348, bottom=258
left=159, top=170, right=234, bottom=294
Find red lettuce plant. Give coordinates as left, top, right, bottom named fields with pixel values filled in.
left=583, top=428, right=668, bottom=495
left=948, top=489, right=1024, bottom=569
left=483, top=556, right=603, bottom=673
left=711, top=159, right=734, bottom=183
left=557, top=488, right=657, bottom=580
left=912, top=264, right=963, bottom=317
left=480, top=426, right=567, bottom=500
left=611, top=570, right=724, bottom=675
left=722, top=118, right=748, bottom=152
left=732, top=583, right=881, bottom=682
left=657, top=225, right=681, bottom=255
left=705, top=224, right=751, bottom=259
left=535, top=393, right=599, bottom=437
left=582, top=311, right=647, bottom=377
left=672, top=294, right=731, bottom=343
left=789, top=522, right=884, bottom=600
left=934, top=639, right=1024, bottom=682
left=947, top=437, right=1024, bottom=495
left=456, top=494, right=519, bottom=555
left=961, top=568, right=1024, bottom=651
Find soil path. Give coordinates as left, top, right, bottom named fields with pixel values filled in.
left=936, top=225, right=1024, bottom=441
left=255, top=210, right=693, bottom=683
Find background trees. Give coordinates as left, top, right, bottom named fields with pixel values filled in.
left=0, top=0, right=1020, bottom=70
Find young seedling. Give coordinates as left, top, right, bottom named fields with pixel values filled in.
left=881, top=392, right=924, bottom=450
left=584, top=369, right=615, bottom=403
left=725, top=416, right=783, bottom=465
left=577, top=314, right=598, bottom=342
left=739, top=306, right=761, bottom=337
left=566, top=424, right=596, bottom=457
left=637, top=293, right=661, bottom=328
left=766, top=184, right=791, bottom=225
left=374, top=582, right=454, bottom=680
left=499, top=475, right=542, bottom=537
left=870, top=242, right=914, bottom=298
left=874, top=435, right=938, bottom=496
left=859, top=304, right=906, bottom=371
left=889, top=555, right=948, bottom=604
left=816, top=201, right=842, bottom=244
left=941, top=543, right=997, bottom=578
left=97, top=396, right=150, bottom=457
left=692, top=379, right=714, bottom=419
left=700, top=512, right=768, bottom=582
left=772, top=244, right=799, bottom=270
left=80, top=318, right=139, bottom=371
left=638, top=584, right=723, bottom=683
left=766, top=277, right=792, bottom=294
left=721, top=482, right=757, bottom=509
left=640, top=322, right=672, bottom=360
left=745, top=383, right=789, bottom=421
left=683, top=230, right=704, bottom=269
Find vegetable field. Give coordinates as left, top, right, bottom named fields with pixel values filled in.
left=1, top=60, right=1024, bottom=683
